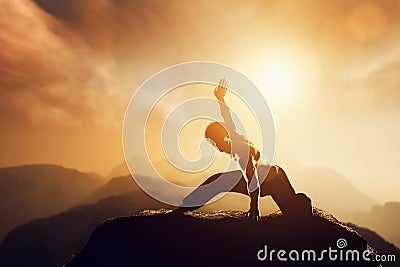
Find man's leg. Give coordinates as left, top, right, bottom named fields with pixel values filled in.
left=258, top=165, right=312, bottom=216
left=175, top=170, right=246, bottom=212
left=182, top=166, right=297, bottom=216
left=259, top=165, right=296, bottom=213
left=248, top=188, right=260, bottom=219
left=174, top=165, right=311, bottom=216
left=247, top=172, right=261, bottom=219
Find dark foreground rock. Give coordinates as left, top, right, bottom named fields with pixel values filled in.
left=65, top=208, right=384, bottom=267
left=0, top=192, right=170, bottom=267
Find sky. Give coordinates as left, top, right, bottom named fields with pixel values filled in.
left=0, top=0, right=400, bottom=202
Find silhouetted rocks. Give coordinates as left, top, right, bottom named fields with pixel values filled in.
left=348, top=202, right=400, bottom=248
left=345, top=223, right=400, bottom=267
left=0, top=164, right=103, bottom=242
left=65, top=208, right=383, bottom=267
left=0, top=192, right=170, bottom=267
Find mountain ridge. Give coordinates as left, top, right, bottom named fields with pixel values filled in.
left=0, top=164, right=104, bottom=242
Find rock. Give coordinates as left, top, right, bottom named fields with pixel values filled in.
left=0, top=192, right=170, bottom=267
left=65, top=208, right=382, bottom=267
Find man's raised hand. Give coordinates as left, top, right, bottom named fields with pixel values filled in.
left=214, top=78, right=228, bottom=101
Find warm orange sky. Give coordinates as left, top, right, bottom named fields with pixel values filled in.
left=1, top=0, right=400, bottom=202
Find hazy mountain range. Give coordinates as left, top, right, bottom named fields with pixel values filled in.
left=102, top=163, right=381, bottom=216
left=290, top=167, right=378, bottom=219
left=347, top=202, right=400, bottom=248
left=0, top=192, right=171, bottom=267
left=0, top=164, right=104, bottom=242
left=0, top=164, right=398, bottom=267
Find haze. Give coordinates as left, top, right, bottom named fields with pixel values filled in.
left=1, top=0, right=400, bottom=203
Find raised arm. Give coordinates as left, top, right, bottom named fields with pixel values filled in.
left=214, top=79, right=236, bottom=133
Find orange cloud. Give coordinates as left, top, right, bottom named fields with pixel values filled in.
left=1, top=0, right=400, bottom=180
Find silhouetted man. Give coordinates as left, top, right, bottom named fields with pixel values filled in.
left=176, top=79, right=312, bottom=220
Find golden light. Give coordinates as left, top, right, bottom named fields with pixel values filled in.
left=263, top=61, right=296, bottom=96
left=247, top=45, right=318, bottom=104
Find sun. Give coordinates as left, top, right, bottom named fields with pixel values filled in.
left=248, top=45, right=317, bottom=104
left=258, top=53, right=303, bottom=101
left=263, top=64, right=295, bottom=94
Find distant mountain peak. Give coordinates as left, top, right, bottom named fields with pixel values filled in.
left=0, top=163, right=104, bottom=243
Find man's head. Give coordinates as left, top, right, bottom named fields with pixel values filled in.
left=205, top=122, right=232, bottom=154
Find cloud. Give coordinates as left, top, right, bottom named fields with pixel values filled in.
left=0, top=0, right=97, bottom=125
left=0, top=0, right=223, bottom=127
left=1, top=0, right=400, bottom=178
left=3, top=0, right=397, bottom=125
left=355, top=60, right=400, bottom=108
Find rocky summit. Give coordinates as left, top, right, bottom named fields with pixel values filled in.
left=64, top=208, right=385, bottom=267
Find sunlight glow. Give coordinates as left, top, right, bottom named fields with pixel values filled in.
left=259, top=54, right=305, bottom=101
left=248, top=45, right=318, bottom=105
left=263, top=64, right=295, bottom=95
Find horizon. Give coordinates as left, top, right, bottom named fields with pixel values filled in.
left=1, top=0, right=400, bottom=204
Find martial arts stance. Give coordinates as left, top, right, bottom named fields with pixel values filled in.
left=176, top=79, right=311, bottom=219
